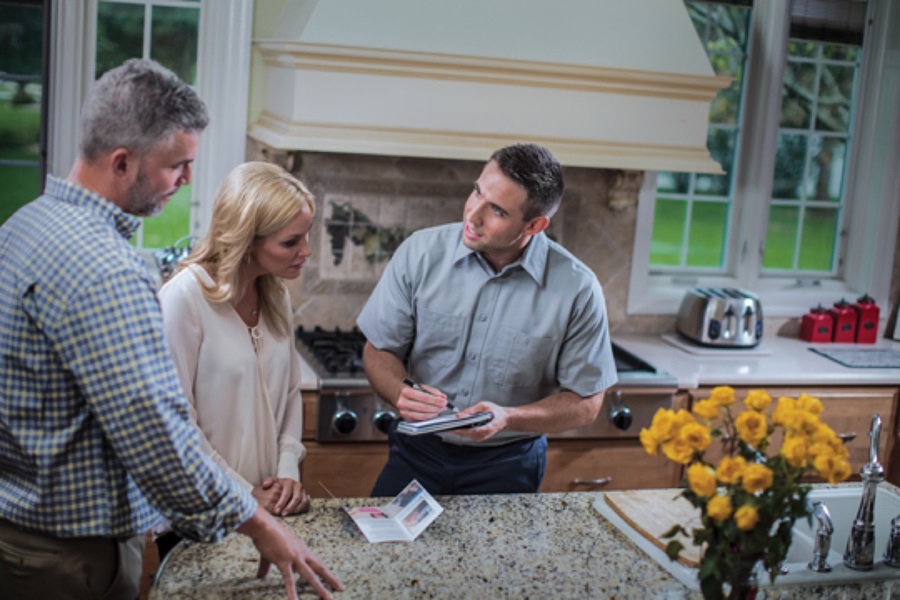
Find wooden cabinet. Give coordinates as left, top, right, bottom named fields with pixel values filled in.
left=689, top=386, right=899, bottom=483
left=541, top=440, right=680, bottom=492
left=540, top=392, right=690, bottom=492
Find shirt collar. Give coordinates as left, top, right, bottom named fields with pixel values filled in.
left=45, top=175, right=142, bottom=241
left=452, top=224, right=549, bottom=286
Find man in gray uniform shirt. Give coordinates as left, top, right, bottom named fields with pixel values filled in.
left=357, top=143, right=617, bottom=496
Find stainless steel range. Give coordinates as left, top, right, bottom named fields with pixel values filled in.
left=295, top=326, right=677, bottom=443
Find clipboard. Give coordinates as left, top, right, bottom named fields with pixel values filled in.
left=396, top=412, right=494, bottom=436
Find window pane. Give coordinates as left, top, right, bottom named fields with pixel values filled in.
left=823, top=45, right=858, bottom=62
left=816, top=63, right=854, bottom=132
left=140, top=184, right=192, bottom=248
left=762, top=205, right=799, bottom=269
left=788, top=40, right=818, bottom=58
left=657, top=172, right=690, bottom=194
left=695, top=128, right=735, bottom=196
left=0, top=163, right=40, bottom=223
left=0, top=1, right=44, bottom=225
left=797, top=207, right=839, bottom=271
left=806, top=135, right=846, bottom=202
left=780, top=62, right=816, bottom=129
left=706, top=4, right=749, bottom=51
left=772, top=133, right=808, bottom=199
left=709, top=60, right=743, bottom=125
left=650, top=198, right=687, bottom=266
left=96, top=2, right=145, bottom=78
left=686, top=200, right=728, bottom=267
left=150, top=6, right=200, bottom=84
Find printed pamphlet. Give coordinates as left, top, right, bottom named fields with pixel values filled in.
left=327, top=480, right=443, bottom=543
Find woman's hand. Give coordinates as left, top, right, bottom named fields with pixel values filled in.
left=255, top=477, right=310, bottom=516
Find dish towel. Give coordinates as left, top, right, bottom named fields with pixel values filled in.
left=809, top=347, right=900, bottom=369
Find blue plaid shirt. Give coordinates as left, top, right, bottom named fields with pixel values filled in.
left=0, top=176, right=255, bottom=539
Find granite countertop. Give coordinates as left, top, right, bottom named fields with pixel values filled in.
left=151, top=487, right=896, bottom=599
left=614, top=333, right=900, bottom=389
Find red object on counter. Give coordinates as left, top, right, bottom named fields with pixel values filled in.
left=800, top=305, right=834, bottom=343
left=852, top=294, right=880, bottom=344
left=828, top=299, right=857, bottom=343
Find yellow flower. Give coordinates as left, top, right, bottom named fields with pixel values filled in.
left=716, top=455, right=746, bottom=485
left=742, top=463, right=774, bottom=494
left=708, top=386, right=736, bottom=407
left=688, top=463, right=717, bottom=498
left=640, top=428, right=660, bottom=455
left=735, top=411, right=768, bottom=447
left=734, top=505, right=759, bottom=531
left=771, top=396, right=796, bottom=426
left=814, top=455, right=854, bottom=484
left=744, top=389, right=772, bottom=412
left=648, top=409, right=678, bottom=442
left=679, top=422, right=712, bottom=453
left=796, top=393, right=823, bottom=415
left=693, top=398, right=720, bottom=421
left=662, top=436, right=694, bottom=464
left=780, top=435, right=809, bottom=468
left=706, top=494, right=733, bottom=521
left=673, top=409, right=696, bottom=429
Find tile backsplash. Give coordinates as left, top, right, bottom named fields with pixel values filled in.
left=247, top=140, right=672, bottom=335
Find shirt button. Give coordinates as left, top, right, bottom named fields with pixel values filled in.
left=462, top=390, right=470, bottom=397
left=478, top=314, right=487, bottom=322
left=468, top=352, right=477, bottom=361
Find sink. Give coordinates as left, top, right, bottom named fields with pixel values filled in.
left=594, top=486, right=900, bottom=590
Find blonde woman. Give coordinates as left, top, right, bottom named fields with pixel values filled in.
left=156, top=161, right=314, bottom=557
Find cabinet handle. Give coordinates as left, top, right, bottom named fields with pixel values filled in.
left=572, top=477, right=612, bottom=487
left=837, top=432, right=856, bottom=444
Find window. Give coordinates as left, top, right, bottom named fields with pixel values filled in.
left=95, top=0, right=201, bottom=250
left=629, top=1, right=899, bottom=317
left=0, top=0, right=48, bottom=226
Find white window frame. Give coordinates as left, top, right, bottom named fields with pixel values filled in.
left=628, top=1, right=900, bottom=318
left=46, top=0, right=253, bottom=240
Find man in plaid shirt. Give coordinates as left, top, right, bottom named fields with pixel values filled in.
left=0, top=59, right=342, bottom=600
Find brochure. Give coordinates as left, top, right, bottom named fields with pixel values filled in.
left=397, top=411, right=494, bottom=436
left=325, top=480, right=444, bottom=543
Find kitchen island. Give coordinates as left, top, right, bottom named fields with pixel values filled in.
left=151, top=487, right=893, bottom=599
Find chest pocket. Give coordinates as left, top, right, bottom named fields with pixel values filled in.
left=414, top=307, right=465, bottom=376
left=488, top=328, right=555, bottom=388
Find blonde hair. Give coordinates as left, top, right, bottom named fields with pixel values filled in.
left=183, top=161, right=315, bottom=337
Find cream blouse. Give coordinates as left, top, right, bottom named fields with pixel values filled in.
left=158, top=264, right=306, bottom=492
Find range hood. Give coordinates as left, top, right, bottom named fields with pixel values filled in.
left=248, top=0, right=730, bottom=173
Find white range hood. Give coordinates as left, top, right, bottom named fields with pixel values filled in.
left=248, top=0, right=730, bottom=173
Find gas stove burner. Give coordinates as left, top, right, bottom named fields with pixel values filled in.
left=295, top=326, right=368, bottom=377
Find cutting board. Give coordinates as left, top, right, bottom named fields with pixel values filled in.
left=603, top=489, right=703, bottom=567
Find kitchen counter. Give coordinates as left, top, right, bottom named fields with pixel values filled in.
left=151, top=486, right=895, bottom=599
left=614, top=333, right=900, bottom=389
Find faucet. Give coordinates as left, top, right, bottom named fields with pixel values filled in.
left=808, top=501, right=834, bottom=572
left=843, top=414, right=884, bottom=570
left=884, top=515, right=900, bottom=568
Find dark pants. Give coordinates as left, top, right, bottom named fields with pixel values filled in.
left=371, top=425, right=547, bottom=497
left=0, top=517, right=145, bottom=600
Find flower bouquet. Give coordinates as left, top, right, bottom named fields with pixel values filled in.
left=640, top=387, right=853, bottom=600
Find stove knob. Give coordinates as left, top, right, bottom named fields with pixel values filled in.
left=373, top=410, right=398, bottom=434
left=332, top=410, right=358, bottom=435
left=609, top=405, right=633, bottom=431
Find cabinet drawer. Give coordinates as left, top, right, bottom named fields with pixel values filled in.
left=541, top=440, right=681, bottom=492
left=301, top=442, right=388, bottom=499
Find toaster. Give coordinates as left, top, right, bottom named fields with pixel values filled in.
left=675, top=287, right=763, bottom=347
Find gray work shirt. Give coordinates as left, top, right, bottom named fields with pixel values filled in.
left=357, top=223, right=617, bottom=446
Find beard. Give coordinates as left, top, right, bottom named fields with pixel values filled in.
left=125, top=168, right=170, bottom=218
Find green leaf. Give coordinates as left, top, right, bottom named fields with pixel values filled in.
left=662, top=524, right=687, bottom=539
left=665, top=540, right=685, bottom=560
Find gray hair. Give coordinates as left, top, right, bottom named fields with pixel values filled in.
left=78, top=58, right=209, bottom=160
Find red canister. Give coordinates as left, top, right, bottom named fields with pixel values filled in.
left=828, top=299, right=857, bottom=343
left=852, top=294, right=880, bottom=344
left=800, top=304, right=833, bottom=343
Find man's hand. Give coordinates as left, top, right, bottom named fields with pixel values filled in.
left=396, top=381, right=449, bottom=422
left=452, top=402, right=507, bottom=441
left=238, top=507, right=344, bottom=600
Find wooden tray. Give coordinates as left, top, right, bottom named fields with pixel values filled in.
left=603, top=489, right=703, bottom=567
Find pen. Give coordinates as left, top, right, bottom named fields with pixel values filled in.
left=402, top=377, right=457, bottom=412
